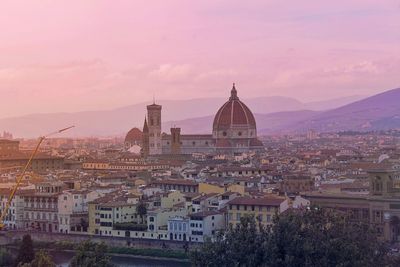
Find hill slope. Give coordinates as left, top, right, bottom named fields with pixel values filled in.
left=285, top=88, right=400, bottom=132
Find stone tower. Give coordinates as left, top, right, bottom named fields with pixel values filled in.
left=142, top=117, right=149, bottom=157
left=170, top=127, right=181, bottom=154
left=147, top=102, right=162, bottom=155
left=369, top=169, right=400, bottom=197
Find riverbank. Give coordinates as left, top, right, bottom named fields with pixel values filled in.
left=7, top=240, right=190, bottom=261
left=6, top=248, right=191, bottom=267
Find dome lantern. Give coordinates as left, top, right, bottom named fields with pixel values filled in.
left=229, top=83, right=239, bottom=100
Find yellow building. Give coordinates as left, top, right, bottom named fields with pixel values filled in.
left=227, top=196, right=288, bottom=228
left=88, top=193, right=141, bottom=236
left=198, top=183, right=225, bottom=194
left=226, top=184, right=245, bottom=195
left=160, top=190, right=185, bottom=209
left=88, top=201, right=98, bottom=235
left=82, top=160, right=110, bottom=170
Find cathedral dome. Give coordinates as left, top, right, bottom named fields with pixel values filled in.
left=213, top=84, right=257, bottom=137
left=125, top=127, right=143, bottom=144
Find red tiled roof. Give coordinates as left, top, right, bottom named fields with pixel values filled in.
left=213, top=85, right=256, bottom=130
left=125, top=128, right=143, bottom=142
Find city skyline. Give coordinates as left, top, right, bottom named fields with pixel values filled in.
left=0, top=0, right=399, bottom=118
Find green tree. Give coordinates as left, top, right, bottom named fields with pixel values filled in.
left=191, top=215, right=268, bottom=267
left=30, top=250, right=55, bottom=267
left=0, top=248, right=13, bottom=267
left=264, top=208, right=387, bottom=267
left=17, top=250, right=56, bottom=267
left=14, top=234, right=34, bottom=267
left=191, top=208, right=392, bottom=267
left=136, top=201, right=147, bottom=224
left=70, top=240, right=113, bottom=267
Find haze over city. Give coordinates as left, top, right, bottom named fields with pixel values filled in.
left=2, top=2, right=400, bottom=267
left=1, top=0, right=399, bottom=118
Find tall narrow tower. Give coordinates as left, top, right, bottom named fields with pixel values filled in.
left=170, top=127, right=181, bottom=154
left=147, top=102, right=162, bottom=155
left=142, top=117, right=149, bottom=157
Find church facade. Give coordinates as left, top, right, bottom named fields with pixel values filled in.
left=125, top=84, right=264, bottom=155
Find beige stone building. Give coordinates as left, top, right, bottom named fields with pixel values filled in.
left=304, top=168, right=400, bottom=242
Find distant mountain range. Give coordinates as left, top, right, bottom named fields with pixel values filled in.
left=164, top=110, right=321, bottom=134
left=168, top=88, right=400, bottom=134
left=0, top=93, right=373, bottom=138
left=285, top=87, right=400, bottom=133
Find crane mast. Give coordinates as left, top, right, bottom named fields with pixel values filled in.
left=0, top=126, right=74, bottom=230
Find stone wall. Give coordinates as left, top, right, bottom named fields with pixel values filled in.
left=0, top=230, right=199, bottom=250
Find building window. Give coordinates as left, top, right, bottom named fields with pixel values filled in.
left=222, top=132, right=227, bottom=137
left=236, top=213, right=241, bottom=221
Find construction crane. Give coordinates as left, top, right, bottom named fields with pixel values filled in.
left=0, top=126, right=74, bottom=230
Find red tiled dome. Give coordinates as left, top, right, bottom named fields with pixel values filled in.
left=125, top=127, right=143, bottom=143
left=213, top=84, right=256, bottom=131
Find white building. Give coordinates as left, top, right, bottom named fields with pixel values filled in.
left=167, top=216, right=189, bottom=241
left=58, top=190, right=101, bottom=234
left=0, top=189, right=27, bottom=230
left=189, top=210, right=225, bottom=242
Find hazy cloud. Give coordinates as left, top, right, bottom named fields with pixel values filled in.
left=0, top=0, right=399, bottom=118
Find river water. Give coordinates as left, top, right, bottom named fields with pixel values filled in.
left=15, top=250, right=191, bottom=267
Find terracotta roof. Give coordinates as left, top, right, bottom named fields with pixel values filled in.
left=213, top=84, right=256, bottom=130
left=215, top=139, right=231, bottom=148
left=125, top=128, right=143, bottom=142
left=250, top=138, right=264, bottom=147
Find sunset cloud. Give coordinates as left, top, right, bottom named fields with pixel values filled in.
left=0, top=0, right=399, bottom=118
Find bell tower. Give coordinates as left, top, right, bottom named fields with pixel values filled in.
left=170, top=127, right=181, bottom=154
left=147, top=102, right=162, bottom=155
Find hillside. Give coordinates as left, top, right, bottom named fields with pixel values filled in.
left=285, top=88, right=400, bottom=132
left=0, top=95, right=354, bottom=138
left=164, top=110, right=319, bottom=135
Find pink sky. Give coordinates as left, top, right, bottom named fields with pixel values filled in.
left=0, top=0, right=399, bottom=118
